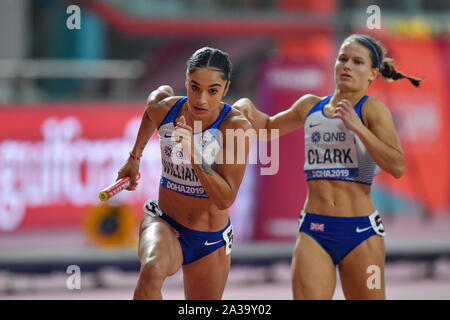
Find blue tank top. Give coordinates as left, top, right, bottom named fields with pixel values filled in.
left=158, top=97, right=232, bottom=198
left=303, top=94, right=380, bottom=185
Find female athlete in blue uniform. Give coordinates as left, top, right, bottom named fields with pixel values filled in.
left=237, top=34, right=421, bottom=299
left=117, top=47, right=252, bottom=299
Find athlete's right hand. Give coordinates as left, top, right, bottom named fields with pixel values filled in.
left=116, top=157, right=140, bottom=191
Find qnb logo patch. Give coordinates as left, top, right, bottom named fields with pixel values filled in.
left=311, top=131, right=321, bottom=144
left=310, top=222, right=324, bottom=232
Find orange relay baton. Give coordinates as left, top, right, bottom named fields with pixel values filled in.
left=99, top=172, right=141, bottom=201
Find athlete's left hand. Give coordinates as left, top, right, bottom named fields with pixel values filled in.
left=334, top=99, right=364, bottom=132
left=174, top=116, right=195, bottom=163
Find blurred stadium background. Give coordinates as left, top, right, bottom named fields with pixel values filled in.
left=0, top=0, right=449, bottom=299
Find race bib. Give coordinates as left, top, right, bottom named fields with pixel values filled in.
left=304, top=130, right=359, bottom=179
left=142, top=199, right=163, bottom=217
left=369, top=211, right=386, bottom=236
left=222, top=223, right=233, bottom=255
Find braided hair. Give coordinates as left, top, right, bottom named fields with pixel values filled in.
left=186, top=47, right=232, bottom=83
left=348, top=34, right=423, bottom=87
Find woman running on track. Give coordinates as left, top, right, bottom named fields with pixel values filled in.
left=117, top=47, right=252, bottom=299
left=236, top=34, right=422, bottom=299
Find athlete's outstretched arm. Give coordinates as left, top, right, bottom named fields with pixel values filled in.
left=232, top=98, right=269, bottom=135
left=234, top=95, right=318, bottom=140
left=116, top=85, right=174, bottom=189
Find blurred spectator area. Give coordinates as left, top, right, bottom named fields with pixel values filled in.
left=0, top=0, right=447, bottom=103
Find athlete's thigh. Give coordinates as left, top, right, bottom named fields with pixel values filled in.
left=291, top=232, right=336, bottom=300
left=182, top=246, right=231, bottom=300
left=338, top=235, right=385, bottom=300
left=138, top=214, right=183, bottom=276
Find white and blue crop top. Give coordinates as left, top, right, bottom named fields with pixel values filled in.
left=304, top=95, right=380, bottom=185
left=158, top=97, right=232, bottom=198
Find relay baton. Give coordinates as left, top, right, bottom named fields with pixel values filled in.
left=99, top=172, right=141, bottom=201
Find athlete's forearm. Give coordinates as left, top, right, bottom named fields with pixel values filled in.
left=132, top=86, right=173, bottom=157
left=249, top=102, right=305, bottom=141
left=131, top=111, right=156, bottom=158
left=191, top=154, right=238, bottom=210
left=354, top=125, right=405, bottom=178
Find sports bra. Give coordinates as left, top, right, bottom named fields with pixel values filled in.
left=158, top=97, right=232, bottom=197
left=303, top=94, right=380, bottom=185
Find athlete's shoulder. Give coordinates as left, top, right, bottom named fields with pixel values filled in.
left=147, top=95, right=182, bottom=112
left=291, top=94, right=322, bottom=108
left=363, top=96, right=391, bottom=116
left=299, top=94, right=323, bottom=104
left=146, top=96, right=184, bottom=125
left=222, top=104, right=252, bottom=131
left=364, top=96, right=388, bottom=109
left=293, top=94, right=324, bottom=120
left=362, top=96, right=393, bottom=125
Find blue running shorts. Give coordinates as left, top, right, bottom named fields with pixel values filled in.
left=143, top=199, right=233, bottom=265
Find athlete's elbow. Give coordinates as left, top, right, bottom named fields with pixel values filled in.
left=390, top=161, right=405, bottom=179
left=216, top=200, right=233, bottom=211
left=216, top=203, right=230, bottom=211
left=393, top=166, right=405, bottom=179
left=215, top=193, right=236, bottom=210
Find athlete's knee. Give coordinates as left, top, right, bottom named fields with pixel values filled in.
left=292, top=270, right=335, bottom=300
left=139, top=258, right=168, bottom=289
left=293, top=282, right=333, bottom=300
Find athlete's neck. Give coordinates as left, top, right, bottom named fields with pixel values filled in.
left=184, top=102, right=223, bottom=132
left=331, top=89, right=368, bottom=107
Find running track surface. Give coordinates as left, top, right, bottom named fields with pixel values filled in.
left=1, top=260, right=449, bottom=300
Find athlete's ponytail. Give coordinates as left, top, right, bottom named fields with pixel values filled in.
left=349, top=34, right=423, bottom=87
left=379, top=57, right=422, bottom=87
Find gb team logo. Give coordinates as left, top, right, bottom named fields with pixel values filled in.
left=311, top=131, right=321, bottom=144
left=164, top=145, right=173, bottom=158
left=310, top=222, right=325, bottom=232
